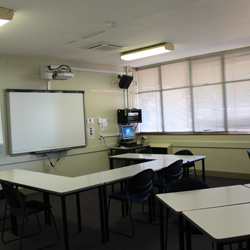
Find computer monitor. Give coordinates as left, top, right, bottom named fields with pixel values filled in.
left=121, top=125, right=135, bottom=140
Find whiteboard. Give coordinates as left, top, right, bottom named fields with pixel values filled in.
left=6, top=89, right=86, bottom=154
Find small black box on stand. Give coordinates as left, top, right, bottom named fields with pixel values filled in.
left=117, top=109, right=142, bottom=124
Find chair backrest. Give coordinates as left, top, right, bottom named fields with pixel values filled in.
left=0, top=189, right=5, bottom=200
left=161, top=159, right=183, bottom=182
left=139, top=148, right=152, bottom=154
left=168, top=177, right=210, bottom=193
left=1, top=182, right=26, bottom=209
left=174, top=149, right=195, bottom=167
left=247, top=150, right=250, bottom=160
left=174, top=149, right=193, bottom=156
left=127, top=169, right=153, bottom=195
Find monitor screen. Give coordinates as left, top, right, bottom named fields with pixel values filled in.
left=121, top=125, right=135, bottom=140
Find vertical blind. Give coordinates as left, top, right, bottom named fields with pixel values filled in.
left=136, top=47, right=250, bottom=133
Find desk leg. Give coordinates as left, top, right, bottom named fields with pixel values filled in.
left=202, top=158, right=205, bottom=182
left=102, top=184, right=109, bottom=242
left=98, top=186, right=106, bottom=244
left=76, top=193, right=82, bottom=233
left=159, top=202, right=164, bottom=250
left=109, top=159, right=115, bottom=193
left=178, top=214, right=185, bottom=250
left=61, top=196, right=69, bottom=250
left=109, top=158, right=114, bottom=170
left=186, top=164, right=190, bottom=178
left=185, top=220, right=192, bottom=250
left=43, top=193, right=51, bottom=225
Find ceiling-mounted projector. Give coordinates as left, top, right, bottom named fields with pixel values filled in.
left=41, top=65, right=74, bottom=80
left=53, top=72, right=74, bottom=80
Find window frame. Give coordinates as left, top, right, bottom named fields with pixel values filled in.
left=135, top=47, right=250, bottom=134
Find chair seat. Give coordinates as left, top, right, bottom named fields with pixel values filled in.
left=110, top=191, right=150, bottom=203
left=153, top=179, right=174, bottom=189
left=11, top=200, right=52, bottom=217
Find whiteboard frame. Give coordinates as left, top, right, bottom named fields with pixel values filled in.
left=6, top=89, right=87, bottom=155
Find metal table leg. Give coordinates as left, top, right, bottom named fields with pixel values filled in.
left=61, top=196, right=69, bottom=250
left=76, top=193, right=82, bottom=233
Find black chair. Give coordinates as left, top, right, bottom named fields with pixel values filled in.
left=107, top=169, right=157, bottom=237
left=1, top=182, right=59, bottom=250
left=168, top=177, right=209, bottom=193
left=174, top=149, right=197, bottom=178
left=153, top=159, right=183, bottom=193
left=139, top=148, right=152, bottom=154
left=247, top=150, right=250, bottom=159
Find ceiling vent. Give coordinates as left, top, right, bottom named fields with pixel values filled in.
left=81, top=42, right=128, bottom=52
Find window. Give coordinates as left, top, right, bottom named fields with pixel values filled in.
left=135, top=47, right=250, bottom=133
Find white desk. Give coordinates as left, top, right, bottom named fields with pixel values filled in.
left=0, top=160, right=173, bottom=248
left=0, top=154, right=206, bottom=249
left=244, top=183, right=250, bottom=189
left=183, top=203, right=250, bottom=250
left=0, top=169, right=106, bottom=250
left=103, top=160, right=176, bottom=184
left=109, top=153, right=206, bottom=181
left=156, top=185, right=250, bottom=250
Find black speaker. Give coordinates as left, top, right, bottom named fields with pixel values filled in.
left=118, top=75, right=133, bottom=89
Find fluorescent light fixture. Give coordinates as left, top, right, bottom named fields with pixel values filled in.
left=0, top=7, right=14, bottom=27
left=121, top=43, right=174, bottom=61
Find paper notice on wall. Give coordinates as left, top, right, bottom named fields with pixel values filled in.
left=100, top=118, right=107, bottom=131
left=87, top=118, right=94, bottom=125
left=88, top=127, right=95, bottom=139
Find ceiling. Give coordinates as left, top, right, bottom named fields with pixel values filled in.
left=1, top=0, right=250, bottom=68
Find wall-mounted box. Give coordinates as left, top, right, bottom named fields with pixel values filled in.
left=117, top=109, right=142, bottom=124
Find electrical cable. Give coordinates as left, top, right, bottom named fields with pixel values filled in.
left=47, top=65, right=72, bottom=72
left=102, top=136, right=109, bottom=149
left=43, top=153, right=61, bottom=167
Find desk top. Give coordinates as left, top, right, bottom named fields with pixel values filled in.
left=0, top=153, right=205, bottom=196
left=156, top=185, right=250, bottom=214
left=101, top=160, right=172, bottom=184
left=149, top=142, right=172, bottom=148
left=109, top=153, right=206, bottom=164
left=0, top=158, right=177, bottom=195
left=0, top=169, right=104, bottom=195
left=183, top=203, right=250, bottom=243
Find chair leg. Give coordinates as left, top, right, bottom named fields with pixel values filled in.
left=151, top=188, right=159, bottom=220
left=19, top=212, right=26, bottom=250
left=107, top=197, right=135, bottom=238
left=127, top=202, right=135, bottom=238
left=2, top=209, right=59, bottom=250
left=194, top=166, right=197, bottom=179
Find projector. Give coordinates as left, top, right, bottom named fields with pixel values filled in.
left=52, top=72, right=74, bottom=80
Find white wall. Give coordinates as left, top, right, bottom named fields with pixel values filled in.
left=0, top=55, right=125, bottom=176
